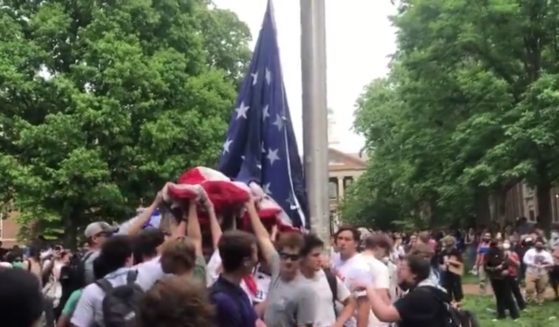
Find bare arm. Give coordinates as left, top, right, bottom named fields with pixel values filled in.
left=245, top=199, right=276, bottom=264
left=207, top=201, right=222, bottom=250
left=334, top=296, right=356, bottom=327
left=377, top=288, right=391, bottom=306
left=185, top=201, right=203, bottom=257
left=57, top=315, right=70, bottom=327
left=270, top=224, right=278, bottom=242
left=356, top=296, right=370, bottom=327
left=366, top=286, right=400, bottom=322
left=127, top=193, right=163, bottom=236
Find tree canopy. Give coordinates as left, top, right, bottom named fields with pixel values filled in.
left=344, top=0, right=559, bottom=231
left=0, top=0, right=251, bottom=241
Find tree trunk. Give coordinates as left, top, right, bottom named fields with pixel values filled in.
left=474, top=189, right=491, bottom=228
left=537, top=181, right=552, bottom=233
left=63, top=215, right=78, bottom=250
left=497, top=188, right=507, bottom=228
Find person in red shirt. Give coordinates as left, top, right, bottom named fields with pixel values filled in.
left=503, top=241, right=525, bottom=310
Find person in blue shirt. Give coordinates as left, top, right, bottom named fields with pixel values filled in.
left=210, top=228, right=259, bottom=327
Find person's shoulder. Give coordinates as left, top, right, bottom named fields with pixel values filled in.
left=79, top=282, right=104, bottom=302
left=69, top=288, right=83, bottom=300
left=135, top=256, right=161, bottom=271
left=352, top=253, right=371, bottom=266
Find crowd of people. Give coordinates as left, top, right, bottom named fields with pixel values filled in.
left=1, top=188, right=558, bottom=327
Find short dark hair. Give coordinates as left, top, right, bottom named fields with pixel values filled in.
left=133, top=228, right=165, bottom=264
left=95, top=235, right=133, bottom=275
left=300, top=234, right=324, bottom=256
left=0, top=269, right=44, bottom=327
left=406, top=255, right=431, bottom=282
left=364, top=233, right=393, bottom=251
left=140, top=276, right=214, bottom=327
left=335, top=225, right=360, bottom=242
left=218, top=230, right=257, bottom=273
left=276, top=232, right=304, bottom=251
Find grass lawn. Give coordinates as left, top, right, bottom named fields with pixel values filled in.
left=462, top=295, right=559, bottom=326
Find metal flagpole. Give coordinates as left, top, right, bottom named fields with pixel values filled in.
left=300, top=0, right=330, bottom=242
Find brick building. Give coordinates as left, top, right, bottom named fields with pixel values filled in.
left=0, top=212, right=20, bottom=247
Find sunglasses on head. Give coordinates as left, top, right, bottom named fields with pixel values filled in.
left=279, top=252, right=300, bottom=261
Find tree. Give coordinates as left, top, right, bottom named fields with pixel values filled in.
left=0, top=0, right=251, bottom=242
left=345, top=0, right=559, bottom=231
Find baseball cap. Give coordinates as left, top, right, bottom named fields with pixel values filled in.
left=84, top=221, right=118, bottom=238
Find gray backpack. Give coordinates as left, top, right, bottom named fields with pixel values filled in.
left=96, top=270, right=144, bottom=327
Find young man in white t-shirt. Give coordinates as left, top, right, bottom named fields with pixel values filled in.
left=331, top=226, right=374, bottom=327
left=360, top=234, right=393, bottom=327
left=523, top=240, right=554, bottom=304
left=300, top=233, right=355, bottom=327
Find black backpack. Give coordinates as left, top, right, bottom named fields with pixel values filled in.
left=96, top=270, right=145, bottom=327
left=59, top=254, right=89, bottom=310
left=420, top=286, right=479, bottom=327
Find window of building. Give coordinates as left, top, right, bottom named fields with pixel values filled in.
left=329, top=178, right=338, bottom=200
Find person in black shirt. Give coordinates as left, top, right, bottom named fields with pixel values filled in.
left=360, top=255, right=450, bottom=327
left=439, top=236, right=464, bottom=304
left=484, top=240, right=519, bottom=320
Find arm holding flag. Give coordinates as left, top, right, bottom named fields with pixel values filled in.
left=246, top=197, right=277, bottom=266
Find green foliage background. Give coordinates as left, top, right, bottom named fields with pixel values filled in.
left=0, top=0, right=251, bottom=242
left=343, top=0, right=559, bottom=231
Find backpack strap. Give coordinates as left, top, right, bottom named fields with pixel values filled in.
left=126, top=270, right=139, bottom=284
left=96, top=278, right=113, bottom=294
left=323, top=268, right=338, bottom=317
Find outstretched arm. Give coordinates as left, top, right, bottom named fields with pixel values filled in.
left=127, top=192, right=163, bottom=236
left=207, top=200, right=222, bottom=250
left=186, top=201, right=203, bottom=257
left=246, top=199, right=276, bottom=264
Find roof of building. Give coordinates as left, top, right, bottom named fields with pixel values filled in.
left=328, top=148, right=367, bottom=172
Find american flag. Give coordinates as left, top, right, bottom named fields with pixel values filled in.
left=218, top=0, right=308, bottom=228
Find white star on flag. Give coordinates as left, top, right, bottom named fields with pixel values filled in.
left=223, top=139, right=233, bottom=153
left=267, top=148, right=280, bottom=165
left=235, top=101, right=250, bottom=119
left=263, top=183, right=272, bottom=195
left=272, top=114, right=284, bottom=131
left=251, top=72, right=258, bottom=86
left=263, top=105, right=270, bottom=121
left=265, top=68, right=272, bottom=85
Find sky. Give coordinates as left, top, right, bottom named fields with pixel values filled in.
left=213, top=0, right=397, bottom=153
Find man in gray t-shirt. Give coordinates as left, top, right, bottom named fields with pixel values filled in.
left=245, top=199, right=317, bottom=327
left=263, top=239, right=317, bottom=327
